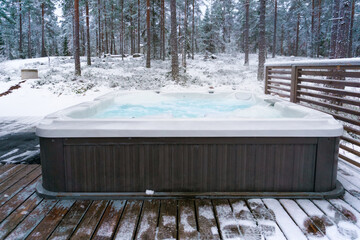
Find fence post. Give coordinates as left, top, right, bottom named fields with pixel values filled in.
left=264, top=66, right=269, bottom=95
left=290, top=65, right=298, bottom=103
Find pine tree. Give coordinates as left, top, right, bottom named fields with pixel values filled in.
left=41, top=2, right=46, bottom=57
left=330, top=0, right=340, bottom=58
left=182, top=0, right=187, bottom=71
left=63, top=36, right=69, bottom=56
left=272, top=0, right=277, bottom=58
left=19, top=0, right=23, bottom=58
left=146, top=0, right=151, bottom=68
left=27, top=11, right=31, bottom=58
left=348, top=0, right=355, bottom=57
left=170, top=0, right=179, bottom=80
left=257, top=0, right=266, bottom=81
left=98, top=0, right=101, bottom=56
left=74, top=0, right=81, bottom=75
left=85, top=0, right=91, bottom=65
left=160, top=0, right=165, bottom=60
left=244, top=0, right=249, bottom=65
left=137, top=0, right=141, bottom=53
left=120, top=0, right=124, bottom=59
left=191, top=0, right=195, bottom=59
left=295, top=13, right=300, bottom=56
left=201, top=8, right=215, bottom=53
left=336, top=0, right=351, bottom=58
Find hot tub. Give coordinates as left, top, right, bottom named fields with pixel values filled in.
left=36, top=91, right=344, bottom=199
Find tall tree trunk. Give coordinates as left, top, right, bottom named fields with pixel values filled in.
left=348, top=0, right=355, bottom=57
left=152, top=1, right=156, bottom=59
left=27, top=11, right=31, bottom=58
left=257, top=0, right=266, bottom=81
left=86, top=0, right=91, bottom=65
left=244, top=0, right=249, bottom=66
left=96, top=29, right=98, bottom=56
left=160, top=0, right=164, bottom=59
left=317, top=0, right=322, bottom=57
left=41, top=3, right=46, bottom=57
left=336, top=0, right=351, bottom=58
left=272, top=0, right=277, bottom=58
left=104, top=1, right=108, bottom=54
left=182, top=0, right=187, bottom=71
left=280, top=25, right=284, bottom=55
left=295, top=13, right=300, bottom=56
left=170, top=0, right=179, bottom=80
left=81, top=14, right=85, bottom=56
left=98, top=0, right=101, bottom=57
left=74, top=0, right=81, bottom=75
left=191, top=0, right=195, bottom=59
left=311, top=0, right=315, bottom=57
left=130, top=3, right=134, bottom=55
left=146, top=0, right=151, bottom=68
left=120, top=0, right=124, bottom=60
left=330, top=0, right=340, bottom=58
left=110, top=3, right=114, bottom=54
left=138, top=0, right=141, bottom=53
left=162, top=0, right=165, bottom=60
left=19, top=0, right=23, bottom=58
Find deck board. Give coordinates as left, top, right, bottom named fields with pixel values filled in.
left=92, top=200, right=126, bottom=239
left=70, top=200, right=108, bottom=239
left=0, top=168, right=41, bottom=207
left=49, top=200, right=91, bottom=239
left=27, top=200, right=75, bottom=239
left=229, top=199, right=264, bottom=240
left=0, top=164, right=38, bottom=193
left=247, top=198, right=286, bottom=240
left=0, top=164, right=26, bottom=183
left=313, top=199, right=360, bottom=239
left=0, top=178, right=39, bottom=222
left=263, top=199, right=307, bottom=240
left=178, top=199, right=199, bottom=239
left=5, top=198, right=57, bottom=239
left=213, top=199, right=242, bottom=239
left=2, top=162, right=360, bottom=239
left=296, top=199, right=344, bottom=240
left=0, top=164, right=16, bottom=175
left=279, top=199, right=328, bottom=239
left=135, top=200, right=160, bottom=239
left=195, top=199, right=220, bottom=239
left=156, top=199, right=178, bottom=240
left=113, top=200, right=142, bottom=240
left=0, top=193, right=42, bottom=239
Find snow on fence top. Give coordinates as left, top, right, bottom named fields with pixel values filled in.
left=265, top=58, right=360, bottom=67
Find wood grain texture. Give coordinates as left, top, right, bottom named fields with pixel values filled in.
left=135, top=200, right=160, bottom=239
left=49, top=200, right=91, bottom=239
left=40, top=137, right=337, bottom=194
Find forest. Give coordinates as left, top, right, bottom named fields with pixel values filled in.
left=0, top=0, right=359, bottom=80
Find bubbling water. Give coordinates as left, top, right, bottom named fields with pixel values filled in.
left=91, top=96, right=286, bottom=119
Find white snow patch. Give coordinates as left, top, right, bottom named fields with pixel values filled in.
left=0, top=149, right=19, bottom=158
left=2, top=150, right=39, bottom=163
left=162, top=215, right=176, bottom=226
left=145, top=190, right=154, bottom=195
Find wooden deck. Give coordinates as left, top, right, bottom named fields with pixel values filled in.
left=1, top=162, right=360, bottom=239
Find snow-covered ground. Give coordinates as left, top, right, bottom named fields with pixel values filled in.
left=0, top=54, right=307, bottom=117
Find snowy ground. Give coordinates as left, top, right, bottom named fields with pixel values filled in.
left=0, top=53, right=307, bottom=118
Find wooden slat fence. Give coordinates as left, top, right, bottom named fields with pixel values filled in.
left=265, top=59, right=360, bottom=168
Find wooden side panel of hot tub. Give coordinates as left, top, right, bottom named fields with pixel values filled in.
left=39, top=137, right=339, bottom=193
